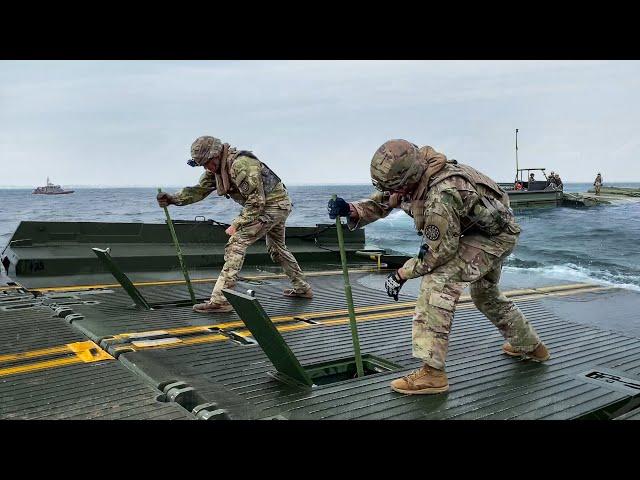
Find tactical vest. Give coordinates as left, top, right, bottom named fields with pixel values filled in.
left=220, top=149, right=284, bottom=197
left=413, top=162, right=519, bottom=236
left=233, top=151, right=283, bottom=194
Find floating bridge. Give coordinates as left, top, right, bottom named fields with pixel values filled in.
left=2, top=221, right=640, bottom=420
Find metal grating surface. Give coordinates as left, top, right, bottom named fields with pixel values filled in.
left=51, top=272, right=400, bottom=340
left=5, top=268, right=640, bottom=420
left=0, top=299, right=193, bottom=420
left=0, top=361, right=193, bottom=420
left=113, top=287, right=640, bottom=420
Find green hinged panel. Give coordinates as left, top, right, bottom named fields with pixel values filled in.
left=91, top=247, right=151, bottom=310
left=222, top=288, right=313, bottom=387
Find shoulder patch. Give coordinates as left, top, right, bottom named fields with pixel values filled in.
left=424, top=224, right=441, bottom=241
left=239, top=180, right=253, bottom=195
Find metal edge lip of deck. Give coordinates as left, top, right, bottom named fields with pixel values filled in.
left=25, top=267, right=391, bottom=293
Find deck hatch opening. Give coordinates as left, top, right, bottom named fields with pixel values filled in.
left=222, top=288, right=399, bottom=388
left=305, top=354, right=401, bottom=385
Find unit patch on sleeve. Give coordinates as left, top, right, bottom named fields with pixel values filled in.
left=239, top=180, right=251, bottom=195
left=424, top=224, right=441, bottom=241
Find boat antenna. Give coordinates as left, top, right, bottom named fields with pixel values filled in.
left=515, top=128, right=519, bottom=182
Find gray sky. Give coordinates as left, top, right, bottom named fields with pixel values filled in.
left=1, top=60, right=638, bottom=187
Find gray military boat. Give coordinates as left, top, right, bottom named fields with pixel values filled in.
left=32, top=177, right=74, bottom=195
left=2, top=216, right=640, bottom=421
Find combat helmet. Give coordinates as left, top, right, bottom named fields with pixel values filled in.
left=370, top=139, right=424, bottom=192
left=188, top=136, right=223, bottom=167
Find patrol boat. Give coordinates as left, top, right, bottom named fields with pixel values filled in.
left=499, top=167, right=565, bottom=208
left=2, top=217, right=640, bottom=420
left=32, top=177, right=74, bottom=195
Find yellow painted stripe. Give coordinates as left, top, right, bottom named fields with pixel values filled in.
left=108, top=284, right=618, bottom=353
left=0, top=340, right=113, bottom=364
left=124, top=333, right=229, bottom=352
left=0, top=356, right=85, bottom=377
left=188, top=285, right=615, bottom=340
left=0, top=341, right=113, bottom=377
left=29, top=267, right=389, bottom=293
left=107, top=283, right=607, bottom=341
left=0, top=344, right=72, bottom=363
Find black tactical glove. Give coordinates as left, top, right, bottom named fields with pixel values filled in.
left=156, top=192, right=175, bottom=208
left=385, top=270, right=406, bottom=301
left=328, top=197, right=351, bottom=219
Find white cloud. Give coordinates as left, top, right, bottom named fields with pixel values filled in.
left=1, top=60, right=638, bottom=186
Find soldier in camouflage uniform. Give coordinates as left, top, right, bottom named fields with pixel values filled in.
left=157, top=136, right=313, bottom=313
left=328, top=139, right=549, bottom=394
left=594, top=173, right=603, bottom=195
left=554, top=172, right=564, bottom=190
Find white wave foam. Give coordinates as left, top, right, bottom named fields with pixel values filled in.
left=503, top=263, right=640, bottom=292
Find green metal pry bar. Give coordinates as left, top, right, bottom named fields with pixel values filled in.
left=332, top=194, right=365, bottom=377
left=158, top=188, right=196, bottom=304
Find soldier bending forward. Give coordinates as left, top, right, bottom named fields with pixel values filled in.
left=157, top=136, right=313, bottom=313
left=328, top=139, right=549, bottom=394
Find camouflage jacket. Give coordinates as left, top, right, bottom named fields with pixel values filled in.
left=349, top=164, right=520, bottom=280
left=173, top=154, right=289, bottom=230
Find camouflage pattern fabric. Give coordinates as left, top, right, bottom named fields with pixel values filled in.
left=370, top=140, right=423, bottom=192
left=210, top=197, right=310, bottom=304
left=173, top=154, right=288, bottom=230
left=594, top=174, right=602, bottom=195
left=190, top=136, right=223, bottom=165
left=349, top=165, right=540, bottom=370
left=172, top=154, right=308, bottom=303
left=409, top=231, right=540, bottom=370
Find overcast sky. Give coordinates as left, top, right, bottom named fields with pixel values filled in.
left=1, top=60, right=638, bottom=187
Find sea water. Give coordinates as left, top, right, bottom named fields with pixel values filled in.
left=1, top=183, right=639, bottom=292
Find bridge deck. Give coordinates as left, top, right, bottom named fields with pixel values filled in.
left=2, top=268, right=640, bottom=420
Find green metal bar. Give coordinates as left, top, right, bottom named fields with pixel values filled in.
left=91, top=248, right=152, bottom=310
left=332, top=194, right=364, bottom=378
left=158, top=188, right=196, bottom=305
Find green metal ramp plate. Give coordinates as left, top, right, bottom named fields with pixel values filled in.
left=222, top=288, right=314, bottom=387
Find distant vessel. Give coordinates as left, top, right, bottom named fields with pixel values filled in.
left=32, top=177, right=74, bottom=195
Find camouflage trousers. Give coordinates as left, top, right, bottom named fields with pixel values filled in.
left=413, top=232, right=541, bottom=370
left=210, top=199, right=311, bottom=304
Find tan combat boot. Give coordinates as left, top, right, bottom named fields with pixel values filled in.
left=283, top=288, right=314, bottom=299
left=192, top=301, right=233, bottom=313
left=390, top=365, right=449, bottom=395
left=502, top=341, right=550, bottom=362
